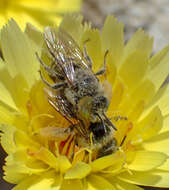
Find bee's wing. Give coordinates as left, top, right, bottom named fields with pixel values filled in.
left=44, top=27, right=89, bottom=84
left=45, top=87, right=77, bottom=124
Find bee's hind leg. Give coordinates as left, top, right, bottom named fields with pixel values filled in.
left=95, top=50, right=109, bottom=76
left=36, top=52, right=64, bottom=80
left=39, top=70, right=67, bottom=89
left=83, top=39, right=93, bottom=69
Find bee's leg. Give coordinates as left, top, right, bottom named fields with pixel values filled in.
left=95, top=50, right=109, bottom=76
left=36, top=52, right=64, bottom=80
left=39, top=70, right=66, bottom=89
left=83, top=39, right=93, bottom=69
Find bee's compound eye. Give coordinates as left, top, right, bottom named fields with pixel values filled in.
left=89, top=122, right=106, bottom=141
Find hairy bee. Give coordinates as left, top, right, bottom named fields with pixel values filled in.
left=37, top=27, right=119, bottom=158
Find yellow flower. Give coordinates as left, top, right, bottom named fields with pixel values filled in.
left=0, top=0, right=82, bottom=29
left=1, top=15, right=169, bottom=190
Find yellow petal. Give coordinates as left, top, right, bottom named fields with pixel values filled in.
left=0, top=62, right=30, bottom=112
left=101, top=16, right=124, bottom=68
left=140, top=83, right=169, bottom=125
left=60, top=179, right=84, bottom=190
left=0, top=104, right=15, bottom=125
left=59, top=14, right=86, bottom=44
left=119, top=79, right=155, bottom=119
left=4, top=150, right=48, bottom=174
left=3, top=170, right=28, bottom=184
left=0, top=82, right=18, bottom=111
left=0, top=124, right=16, bottom=154
left=57, top=156, right=72, bottom=174
left=118, top=170, right=169, bottom=188
left=12, top=171, right=60, bottom=190
left=106, top=177, right=144, bottom=190
left=14, top=130, right=40, bottom=150
left=0, top=62, right=18, bottom=110
left=129, top=106, right=163, bottom=144
left=123, top=29, right=153, bottom=60
left=14, top=0, right=60, bottom=10
left=4, top=162, right=46, bottom=176
left=81, top=29, right=102, bottom=73
left=0, top=15, right=8, bottom=29
left=27, top=147, right=58, bottom=169
left=90, top=151, right=123, bottom=172
left=127, top=151, right=168, bottom=171
left=147, top=44, right=169, bottom=92
left=87, top=174, right=115, bottom=190
left=25, top=23, right=43, bottom=49
left=154, top=84, right=169, bottom=116
left=65, top=161, right=91, bottom=179
left=143, top=130, right=169, bottom=155
left=1, top=19, right=39, bottom=87
left=158, top=158, right=169, bottom=171
left=160, top=114, right=169, bottom=133
left=108, top=80, right=124, bottom=112
left=119, top=50, right=147, bottom=93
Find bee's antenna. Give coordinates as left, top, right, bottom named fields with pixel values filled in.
left=102, top=112, right=117, bottom=131
left=95, top=113, right=107, bottom=133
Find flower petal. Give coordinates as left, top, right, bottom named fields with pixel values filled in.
left=128, top=106, right=163, bottom=144
left=90, top=151, right=123, bottom=172
left=145, top=83, right=169, bottom=117
left=65, top=162, right=91, bottom=179
left=59, top=14, right=86, bottom=44
left=0, top=62, right=18, bottom=110
left=158, top=158, right=169, bottom=171
left=143, top=130, right=169, bottom=155
left=127, top=150, right=168, bottom=171
left=81, top=29, right=102, bottom=73
left=27, top=147, right=58, bottom=169
left=60, top=179, right=84, bottom=190
left=153, top=84, right=169, bottom=116
left=161, top=114, right=169, bottom=133
left=57, top=156, right=72, bottom=174
left=119, top=50, right=147, bottom=93
left=12, top=171, right=61, bottom=190
left=0, top=19, right=39, bottom=87
left=25, top=23, right=43, bottom=49
left=101, top=16, right=124, bottom=68
left=106, top=177, right=144, bottom=190
left=123, top=29, right=153, bottom=60
left=0, top=124, right=16, bottom=154
left=147, top=44, right=169, bottom=92
left=87, top=174, right=116, bottom=190
left=118, top=170, right=169, bottom=188
left=0, top=104, right=15, bottom=125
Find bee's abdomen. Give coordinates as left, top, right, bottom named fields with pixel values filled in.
left=97, top=138, right=118, bottom=158
left=89, top=122, right=107, bottom=141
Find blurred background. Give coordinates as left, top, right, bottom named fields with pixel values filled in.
left=0, top=0, right=169, bottom=189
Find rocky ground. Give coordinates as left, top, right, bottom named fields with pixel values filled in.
left=82, top=0, right=169, bottom=53
left=1, top=1, right=169, bottom=189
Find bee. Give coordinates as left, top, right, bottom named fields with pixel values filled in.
left=36, top=27, right=119, bottom=159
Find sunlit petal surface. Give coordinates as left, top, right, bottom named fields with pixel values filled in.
left=0, top=0, right=82, bottom=29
